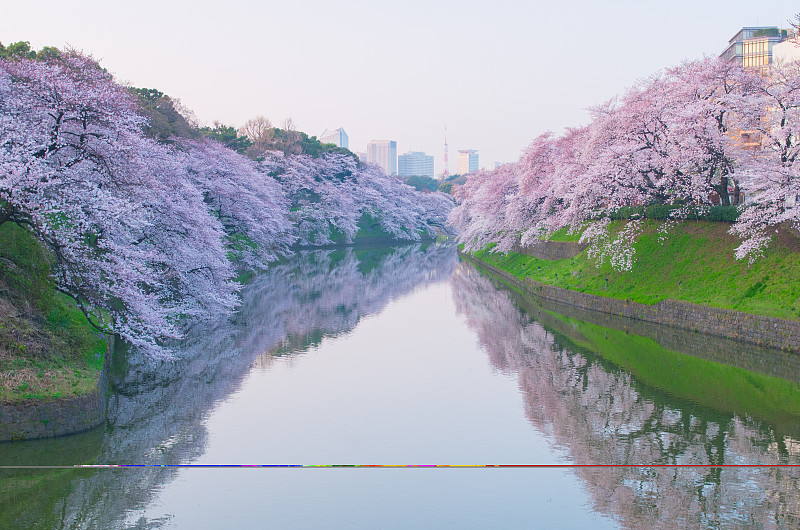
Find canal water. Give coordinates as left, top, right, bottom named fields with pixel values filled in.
left=1, top=244, right=799, bottom=529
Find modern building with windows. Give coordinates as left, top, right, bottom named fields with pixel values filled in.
left=720, top=26, right=790, bottom=73
left=366, top=140, right=397, bottom=176
left=398, top=151, right=435, bottom=178
left=457, top=149, right=479, bottom=175
left=319, top=127, right=349, bottom=149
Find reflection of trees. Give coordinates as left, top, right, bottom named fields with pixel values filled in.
left=451, top=262, right=800, bottom=529
left=0, top=243, right=457, bottom=529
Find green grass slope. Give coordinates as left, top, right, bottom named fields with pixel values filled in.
left=0, top=223, right=107, bottom=403
left=472, top=220, right=800, bottom=320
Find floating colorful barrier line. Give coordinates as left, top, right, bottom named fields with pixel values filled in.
left=0, top=464, right=798, bottom=469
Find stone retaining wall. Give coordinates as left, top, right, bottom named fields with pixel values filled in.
left=504, top=280, right=800, bottom=383
left=461, top=251, right=800, bottom=354
left=0, top=338, right=112, bottom=443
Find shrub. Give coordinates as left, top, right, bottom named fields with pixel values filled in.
left=609, top=206, right=643, bottom=220
left=707, top=205, right=740, bottom=222
left=644, top=204, right=679, bottom=220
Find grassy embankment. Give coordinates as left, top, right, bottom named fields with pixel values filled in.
left=471, top=220, right=800, bottom=320
left=0, top=223, right=107, bottom=404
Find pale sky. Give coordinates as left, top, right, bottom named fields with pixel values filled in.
left=1, top=1, right=795, bottom=173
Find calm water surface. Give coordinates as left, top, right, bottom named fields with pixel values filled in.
left=1, top=244, right=799, bottom=529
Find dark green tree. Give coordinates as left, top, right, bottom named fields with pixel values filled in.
left=131, top=88, right=199, bottom=143
left=200, top=123, right=252, bottom=154
left=0, top=41, right=38, bottom=60
left=404, top=175, right=439, bottom=192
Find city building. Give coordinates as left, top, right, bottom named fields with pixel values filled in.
left=773, top=39, right=800, bottom=64
left=366, top=140, right=397, bottom=176
left=720, top=25, right=795, bottom=203
left=319, top=127, right=349, bottom=149
left=398, top=151, right=435, bottom=178
left=720, top=26, right=790, bottom=73
left=457, top=149, right=479, bottom=175
left=721, top=26, right=795, bottom=153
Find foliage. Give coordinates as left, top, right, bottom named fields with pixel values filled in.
left=404, top=175, right=439, bottom=192
left=199, top=123, right=252, bottom=154
left=605, top=204, right=741, bottom=222
left=608, top=206, right=645, bottom=220
left=130, top=87, right=198, bottom=143
left=0, top=41, right=38, bottom=60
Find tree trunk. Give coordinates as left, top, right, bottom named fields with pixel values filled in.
left=715, top=176, right=731, bottom=206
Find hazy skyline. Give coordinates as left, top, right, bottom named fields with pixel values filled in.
left=1, top=0, right=795, bottom=173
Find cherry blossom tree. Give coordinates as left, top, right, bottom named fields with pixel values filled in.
left=353, top=160, right=454, bottom=240
left=264, top=153, right=361, bottom=245
left=266, top=153, right=453, bottom=246
left=448, top=164, right=517, bottom=252
left=0, top=52, right=238, bottom=357
left=447, top=56, right=795, bottom=270
left=729, top=60, right=800, bottom=262
left=507, top=132, right=562, bottom=246
left=665, top=58, right=752, bottom=207
left=0, top=46, right=454, bottom=358
left=180, top=137, right=294, bottom=268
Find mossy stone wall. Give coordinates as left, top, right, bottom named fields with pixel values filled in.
left=0, top=338, right=112, bottom=443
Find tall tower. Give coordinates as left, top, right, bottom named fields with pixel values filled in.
left=442, top=126, right=449, bottom=181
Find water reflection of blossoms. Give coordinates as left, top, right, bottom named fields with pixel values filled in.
left=3, top=243, right=458, bottom=530
left=112, top=243, right=458, bottom=464
left=451, top=262, right=800, bottom=529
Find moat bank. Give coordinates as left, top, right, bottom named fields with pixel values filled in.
left=0, top=337, right=112, bottom=442
left=470, top=221, right=800, bottom=320
left=460, top=249, right=800, bottom=353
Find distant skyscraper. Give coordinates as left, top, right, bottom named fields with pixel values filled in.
left=398, top=151, right=435, bottom=178
left=457, top=149, right=479, bottom=175
left=319, top=127, right=349, bottom=149
left=367, top=140, right=397, bottom=176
